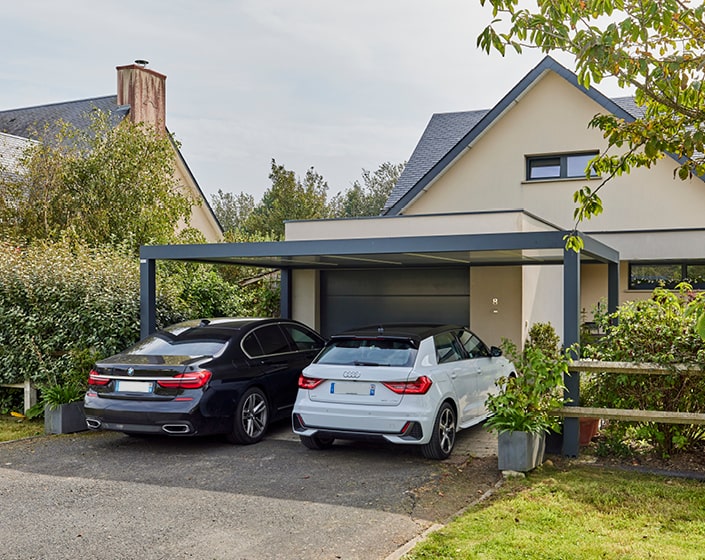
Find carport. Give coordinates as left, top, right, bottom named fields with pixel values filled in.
left=139, top=229, right=619, bottom=456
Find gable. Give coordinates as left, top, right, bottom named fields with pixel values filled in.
left=388, top=57, right=705, bottom=234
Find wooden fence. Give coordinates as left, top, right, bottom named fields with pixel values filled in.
left=556, top=360, right=705, bottom=425
left=0, top=380, right=38, bottom=413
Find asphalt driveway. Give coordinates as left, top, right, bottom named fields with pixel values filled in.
left=0, top=421, right=499, bottom=560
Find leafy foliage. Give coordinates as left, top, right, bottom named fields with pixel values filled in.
left=485, top=323, right=570, bottom=434
left=210, top=190, right=255, bottom=234
left=478, top=0, right=705, bottom=248
left=583, top=284, right=705, bottom=455
left=0, top=239, right=255, bottom=407
left=0, top=110, right=193, bottom=252
left=329, top=161, right=404, bottom=217
left=240, top=159, right=330, bottom=239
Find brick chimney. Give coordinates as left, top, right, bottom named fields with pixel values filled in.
left=116, top=61, right=166, bottom=132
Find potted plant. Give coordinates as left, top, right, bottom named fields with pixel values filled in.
left=485, top=323, right=570, bottom=472
left=39, top=348, right=95, bottom=434
left=42, top=382, right=88, bottom=434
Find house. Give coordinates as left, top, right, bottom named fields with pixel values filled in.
left=0, top=62, right=222, bottom=242
left=281, top=55, right=705, bottom=348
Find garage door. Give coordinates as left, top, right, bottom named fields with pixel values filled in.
left=320, top=268, right=469, bottom=336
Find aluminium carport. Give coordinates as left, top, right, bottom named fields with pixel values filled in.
left=138, top=230, right=619, bottom=456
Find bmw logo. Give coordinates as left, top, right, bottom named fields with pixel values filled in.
left=127, top=367, right=135, bottom=376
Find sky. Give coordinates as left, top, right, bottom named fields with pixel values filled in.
left=0, top=1, right=629, bottom=203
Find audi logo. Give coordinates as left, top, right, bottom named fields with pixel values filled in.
left=343, top=371, right=361, bottom=379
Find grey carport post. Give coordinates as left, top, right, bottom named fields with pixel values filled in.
left=138, top=230, right=619, bottom=456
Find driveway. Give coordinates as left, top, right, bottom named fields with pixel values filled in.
left=0, top=421, right=499, bottom=560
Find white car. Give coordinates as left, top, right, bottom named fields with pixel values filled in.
left=292, top=324, right=514, bottom=459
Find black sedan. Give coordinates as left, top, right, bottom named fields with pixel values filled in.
left=84, top=318, right=325, bottom=444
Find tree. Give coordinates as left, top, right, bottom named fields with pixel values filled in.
left=0, top=110, right=193, bottom=251
left=241, top=159, right=330, bottom=239
left=477, top=0, right=705, bottom=250
left=329, top=161, right=405, bottom=217
left=210, top=189, right=255, bottom=234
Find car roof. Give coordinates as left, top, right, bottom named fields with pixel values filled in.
left=331, top=323, right=464, bottom=343
left=161, top=317, right=305, bottom=336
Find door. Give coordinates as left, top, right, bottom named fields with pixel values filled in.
left=433, top=330, right=481, bottom=423
left=457, top=329, right=504, bottom=416
left=320, top=268, right=469, bottom=336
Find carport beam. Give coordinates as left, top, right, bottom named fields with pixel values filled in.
left=140, top=258, right=156, bottom=339
left=562, top=247, right=580, bottom=457
left=280, top=268, right=292, bottom=319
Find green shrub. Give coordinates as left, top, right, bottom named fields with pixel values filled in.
left=584, top=284, right=705, bottom=456
left=0, top=240, right=186, bottom=390
left=485, top=323, right=570, bottom=435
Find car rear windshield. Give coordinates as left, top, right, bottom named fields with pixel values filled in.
left=315, top=338, right=416, bottom=367
left=126, top=335, right=227, bottom=358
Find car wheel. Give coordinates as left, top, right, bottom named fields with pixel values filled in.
left=299, top=433, right=335, bottom=450
left=421, top=402, right=456, bottom=460
left=226, top=387, right=269, bottom=445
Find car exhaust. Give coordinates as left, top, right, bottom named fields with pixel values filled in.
left=161, top=423, right=192, bottom=434
left=86, top=418, right=102, bottom=430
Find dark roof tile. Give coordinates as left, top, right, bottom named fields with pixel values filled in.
left=0, top=96, right=127, bottom=140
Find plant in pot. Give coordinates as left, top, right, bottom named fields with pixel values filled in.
left=485, top=323, right=570, bottom=472
left=39, top=348, right=96, bottom=434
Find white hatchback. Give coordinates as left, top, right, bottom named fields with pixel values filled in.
left=292, top=324, right=515, bottom=459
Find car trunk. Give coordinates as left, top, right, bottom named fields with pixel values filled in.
left=303, top=363, right=414, bottom=406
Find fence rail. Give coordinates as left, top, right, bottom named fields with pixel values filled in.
left=554, top=360, right=705, bottom=425
left=0, top=380, right=38, bottom=413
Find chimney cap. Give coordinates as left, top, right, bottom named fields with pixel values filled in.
left=134, top=59, right=149, bottom=67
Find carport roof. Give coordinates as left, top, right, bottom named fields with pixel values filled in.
left=140, top=230, right=619, bottom=269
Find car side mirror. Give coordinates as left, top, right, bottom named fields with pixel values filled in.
left=490, top=346, right=502, bottom=357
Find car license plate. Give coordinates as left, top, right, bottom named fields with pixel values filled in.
left=330, top=381, right=375, bottom=396
left=116, top=380, right=153, bottom=393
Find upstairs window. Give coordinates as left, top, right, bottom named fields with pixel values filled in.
left=629, top=262, right=705, bottom=290
left=526, top=152, right=599, bottom=181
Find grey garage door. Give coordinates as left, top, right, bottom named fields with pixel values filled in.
left=320, top=268, right=469, bottom=336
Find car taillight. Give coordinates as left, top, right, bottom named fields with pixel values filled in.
left=157, top=370, right=212, bottom=390
left=88, top=369, right=110, bottom=386
left=382, top=376, right=433, bottom=395
left=298, top=374, right=324, bottom=390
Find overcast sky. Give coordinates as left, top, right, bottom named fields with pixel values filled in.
left=0, top=1, right=628, bottom=202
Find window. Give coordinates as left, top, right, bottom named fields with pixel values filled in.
left=629, top=262, right=705, bottom=290
left=526, top=152, right=599, bottom=181
left=434, top=332, right=465, bottom=364
left=242, top=325, right=292, bottom=357
left=457, top=330, right=489, bottom=359
left=280, top=324, right=323, bottom=352
left=314, top=338, right=416, bottom=367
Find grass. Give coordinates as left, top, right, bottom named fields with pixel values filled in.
left=0, top=413, right=44, bottom=442
left=405, top=463, right=705, bottom=560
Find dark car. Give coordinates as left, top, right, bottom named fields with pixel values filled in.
left=84, top=318, right=325, bottom=444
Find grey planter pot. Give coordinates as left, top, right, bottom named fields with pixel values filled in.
left=44, top=402, right=88, bottom=434
left=497, top=430, right=546, bottom=472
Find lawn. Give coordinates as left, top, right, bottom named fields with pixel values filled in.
left=405, top=463, right=705, bottom=560
left=0, top=414, right=44, bottom=442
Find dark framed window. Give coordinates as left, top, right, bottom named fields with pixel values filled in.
left=629, top=262, right=705, bottom=290
left=526, top=152, right=599, bottom=181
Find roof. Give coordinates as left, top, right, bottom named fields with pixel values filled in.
left=0, top=96, right=128, bottom=139
left=382, top=56, right=656, bottom=216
